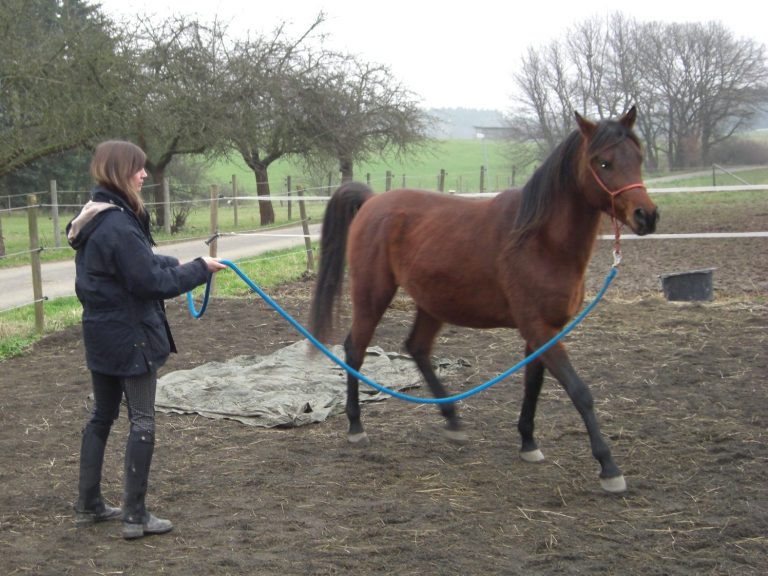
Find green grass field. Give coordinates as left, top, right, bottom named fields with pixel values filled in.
left=205, top=139, right=524, bottom=196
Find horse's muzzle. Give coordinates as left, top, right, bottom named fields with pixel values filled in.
left=633, top=207, right=659, bottom=236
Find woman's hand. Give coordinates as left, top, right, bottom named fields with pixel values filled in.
left=202, top=257, right=228, bottom=273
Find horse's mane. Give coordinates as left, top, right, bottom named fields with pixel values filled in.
left=509, top=117, right=640, bottom=248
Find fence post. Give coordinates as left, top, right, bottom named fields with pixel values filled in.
left=297, top=187, right=314, bottom=272
left=438, top=169, right=446, bottom=192
left=286, top=176, right=292, bottom=220
left=162, top=178, right=171, bottom=235
left=209, top=184, right=218, bottom=295
left=385, top=171, right=392, bottom=191
left=480, top=166, right=486, bottom=193
left=27, top=194, right=45, bottom=334
left=209, top=184, right=219, bottom=257
left=231, top=174, right=238, bottom=227
left=49, top=180, right=62, bottom=248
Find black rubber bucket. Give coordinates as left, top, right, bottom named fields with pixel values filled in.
left=660, top=268, right=715, bottom=301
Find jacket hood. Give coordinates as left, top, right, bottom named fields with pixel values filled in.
left=66, top=185, right=156, bottom=249
left=66, top=200, right=122, bottom=249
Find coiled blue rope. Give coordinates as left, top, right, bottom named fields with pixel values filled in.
left=186, top=260, right=618, bottom=404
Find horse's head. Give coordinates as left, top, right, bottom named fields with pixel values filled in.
left=576, top=106, right=658, bottom=236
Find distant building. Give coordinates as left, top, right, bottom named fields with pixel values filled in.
left=473, top=126, right=514, bottom=140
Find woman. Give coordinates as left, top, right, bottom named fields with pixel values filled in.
left=66, top=140, right=227, bottom=540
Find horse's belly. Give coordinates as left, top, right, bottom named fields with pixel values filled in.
left=403, top=284, right=514, bottom=329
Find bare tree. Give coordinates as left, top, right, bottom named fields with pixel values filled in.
left=602, top=13, right=644, bottom=117
left=638, top=21, right=768, bottom=168
left=509, top=44, right=576, bottom=155
left=609, top=17, right=664, bottom=170
left=224, top=18, right=432, bottom=226
left=299, top=53, right=433, bottom=183
left=117, top=16, right=234, bottom=227
left=567, top=17, right=610, bottom=118
left=223, top=15, right=328, bottom=225
left=507, top=12, right=768, bottom=169
left=691, top=22, right=768, bottom=163
left=0, top=0, right=124, bottom=178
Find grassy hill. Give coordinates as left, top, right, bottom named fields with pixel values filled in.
left=206, top=139, right=527, bottom=196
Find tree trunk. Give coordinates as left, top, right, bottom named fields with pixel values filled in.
left=254, top=165, right=275, bottom=226
left=339, top=157, right=354, bottom=183
left=147, top=165, right=167, bottom=229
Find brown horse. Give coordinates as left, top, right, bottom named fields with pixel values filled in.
left=310, top=106, right=658, bottom=492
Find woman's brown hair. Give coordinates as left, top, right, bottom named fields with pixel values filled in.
left=90, top=141, right=147, bottom=215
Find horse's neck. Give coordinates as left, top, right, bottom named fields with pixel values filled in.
left=543, top=193, right=603, bottom=267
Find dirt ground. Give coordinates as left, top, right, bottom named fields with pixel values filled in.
left=1, top=201, right=766, bottom=575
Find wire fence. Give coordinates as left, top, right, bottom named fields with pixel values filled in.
left=0, top=164, right=517, bottom=212
left=0, top=187, right=323, bottom=326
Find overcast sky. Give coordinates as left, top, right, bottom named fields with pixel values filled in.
left=96, top=0, right=766, bottom=111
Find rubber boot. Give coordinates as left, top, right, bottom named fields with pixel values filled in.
left=74, top=423, right=121, bottom=526
left=122, top=430, right=173, bottom=540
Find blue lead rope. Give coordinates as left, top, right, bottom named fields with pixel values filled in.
left=186, top=259, right=618, bottom=404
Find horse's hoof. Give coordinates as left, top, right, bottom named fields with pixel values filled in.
left=348, top=431, right=370, bottom=446
left=443, top=427, right=469, bottom=444
left=600, top=474, right=627, bottom=493
left=520, top=449, right=545, bottom=463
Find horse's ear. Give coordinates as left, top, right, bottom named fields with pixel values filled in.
left=574, top=110, right=596, bottom=138
left=620, top=105, right=637, bottom=128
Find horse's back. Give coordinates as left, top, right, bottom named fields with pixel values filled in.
left=360, top=187, right=498, bottom=210
left=350, top=189, right=503, bottom=262
left=352, top=188, right=513, bottom=233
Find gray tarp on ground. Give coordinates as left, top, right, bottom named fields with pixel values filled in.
left=156, top=340, right=470, bottom=428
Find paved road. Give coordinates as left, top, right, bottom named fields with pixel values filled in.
left=0, top=223, right=321, bottom=311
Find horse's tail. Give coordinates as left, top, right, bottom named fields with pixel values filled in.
left=310, top=181, right=374, bottom=343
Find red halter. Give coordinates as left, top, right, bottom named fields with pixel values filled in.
left=588, top=164, right=647, bottom=266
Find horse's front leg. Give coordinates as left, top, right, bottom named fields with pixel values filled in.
left=343, top=333, right=368, bottom=445
left=541, top=343, right=626, bottom=493
left=518, top=348, right=546, bottom=463
left=406, top=310, right=467, bottom=443
left=410, top=354, right=468, bottom=443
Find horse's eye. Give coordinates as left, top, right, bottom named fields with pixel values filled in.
left=599, top=160, right=611, bottom=170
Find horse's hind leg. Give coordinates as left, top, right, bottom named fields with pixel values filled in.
left=518, top=348, right=546, bottom=463
left=405, top=309, right=467, bottom=443
left=343, top=332, right=369, bottom=445
left=343, top=282, right=398, bottom=445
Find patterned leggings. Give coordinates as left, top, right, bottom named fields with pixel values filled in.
left=87, top=370, right=157, bottom=434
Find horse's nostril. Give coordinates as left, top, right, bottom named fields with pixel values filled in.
left=634, top=208, right=658, bottom=234
left=649, top=209, right=659, bottom=232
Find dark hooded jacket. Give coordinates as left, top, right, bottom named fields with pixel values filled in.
left=66, top=186, right=210, bottom=376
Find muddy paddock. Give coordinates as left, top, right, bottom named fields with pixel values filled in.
left=1, top=204, right=766, bottom=575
